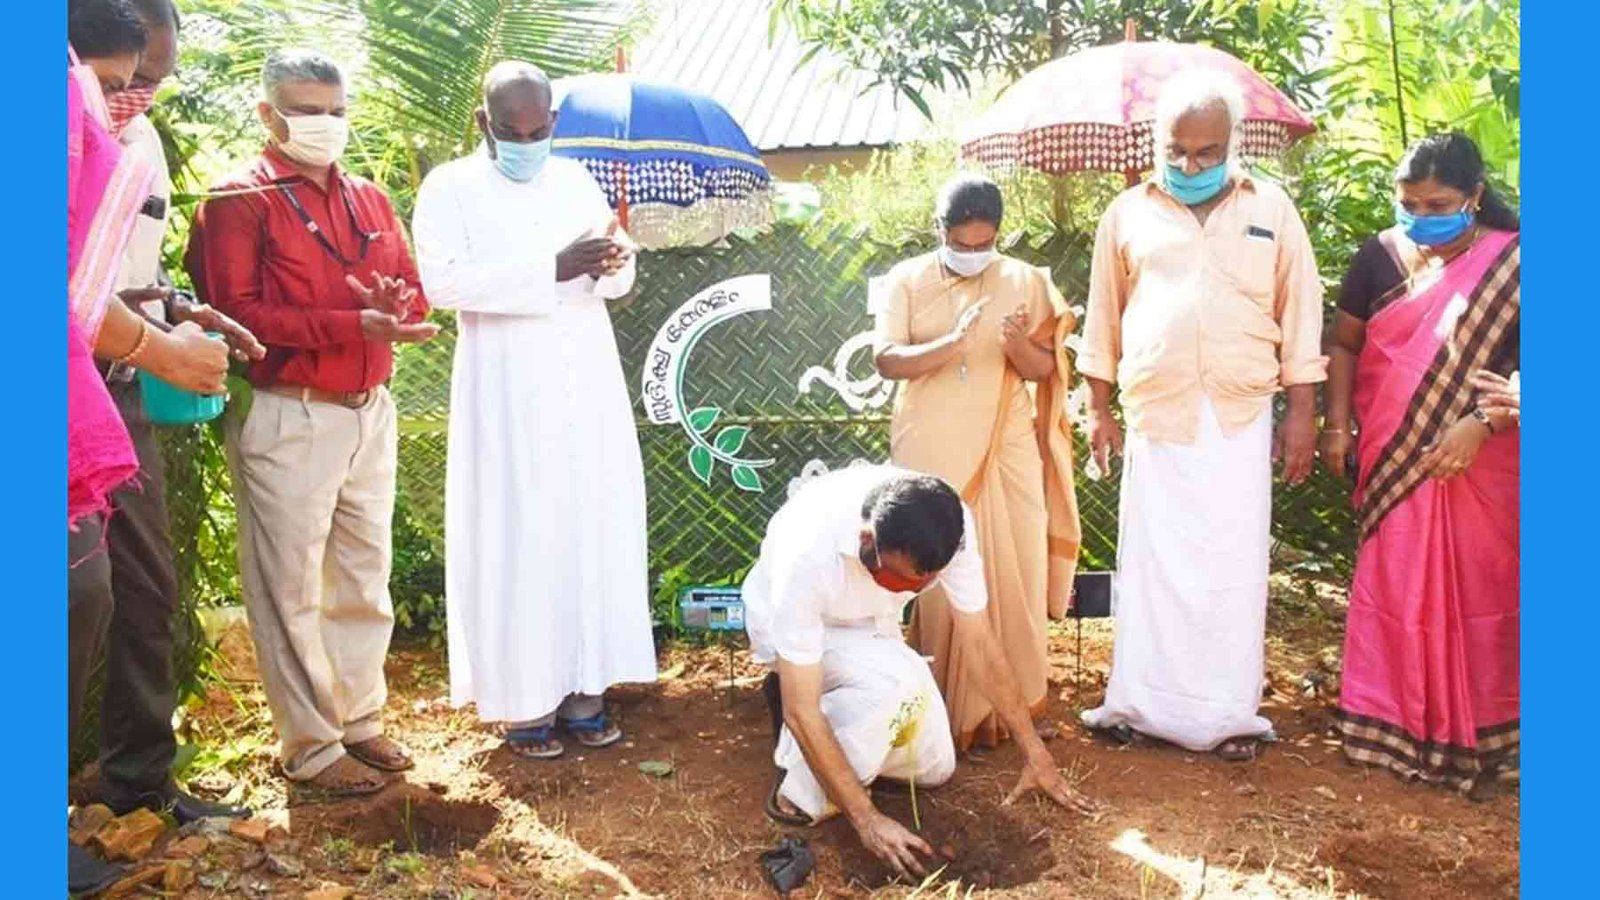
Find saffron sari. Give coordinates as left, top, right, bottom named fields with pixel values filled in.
left=879, top=254, right=1082, bottom=751
left=67, top=50, right=151, bottom=530
left=1335, top=228, right=1520, bottom=791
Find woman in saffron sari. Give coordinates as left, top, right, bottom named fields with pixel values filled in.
left=1321, top=133, right=1519, bottom=798
left=873, top=174, right=1081, bottom=751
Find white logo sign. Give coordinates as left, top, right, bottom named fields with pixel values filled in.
left=640, top=273, right=776, bottom=492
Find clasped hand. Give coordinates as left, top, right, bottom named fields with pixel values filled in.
left=557, top=219, right=634, bottom=282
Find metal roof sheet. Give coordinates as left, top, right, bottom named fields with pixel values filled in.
left=629, top=0, right=932, bottom=152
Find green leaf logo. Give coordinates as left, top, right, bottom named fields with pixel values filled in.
left=688, top=406, right=721, bottom=434
left=714, top=425, right=750, bottom=455
left=731, top=465, right=762, bottom=493
left=688, top=446, right=713, bottom=485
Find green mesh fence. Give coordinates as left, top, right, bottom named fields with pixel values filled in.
left=385, top=219, right=1356, bottom=584
left=87, top=219, right=1357, bottom=770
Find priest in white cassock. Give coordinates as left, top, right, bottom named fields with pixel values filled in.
left=412, top=61, right=657, bottom=760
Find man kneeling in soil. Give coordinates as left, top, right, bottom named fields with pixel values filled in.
left=744, top=464, right=1099, bottom=878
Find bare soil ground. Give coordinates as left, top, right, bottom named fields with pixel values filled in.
left=82, top=576, right=1518, bottom=898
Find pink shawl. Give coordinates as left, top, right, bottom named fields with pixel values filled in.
left=67, top=52, right=151, bottom=531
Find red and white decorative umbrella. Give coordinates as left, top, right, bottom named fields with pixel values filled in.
left=960, top=24, right=1315, bottom=183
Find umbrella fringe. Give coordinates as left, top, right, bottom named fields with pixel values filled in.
left=625, top=192, right=777, bottom=250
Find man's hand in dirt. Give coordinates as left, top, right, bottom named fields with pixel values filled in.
left=852, top=808, right=935, bottom=881
left=1004, top=753, right=1101, bottom=816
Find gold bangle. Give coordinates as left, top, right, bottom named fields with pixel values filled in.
left=115, top=318, right=151, bottom=367
left=1321, top=427, right=1352, bottom=435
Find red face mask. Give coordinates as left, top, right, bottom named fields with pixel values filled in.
left=865, top=542, right=936, bottom=594
left=107, top=84, right=157, bottom=136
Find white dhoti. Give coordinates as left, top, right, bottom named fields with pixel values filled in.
left=775, top=626, right=957, bottom=819
left=1082, top=399, right=1274, bottom=751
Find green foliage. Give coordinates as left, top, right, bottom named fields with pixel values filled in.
left=1324, top=0, right=1520, bottom=189
left=391, top=492, right=447, bottom=647
left=284, top=0, right=639, bottom=217
left=306, top=0, right=637, bottom=158
left=651, top=563, right=695, bottom=630
left=775, top=0, right=1328, bottom=118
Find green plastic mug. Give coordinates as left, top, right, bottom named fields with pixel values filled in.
left=138, top=331, right=228, bottom=426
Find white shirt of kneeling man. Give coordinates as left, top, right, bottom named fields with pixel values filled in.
left=743, top=464, right=978, bottom=821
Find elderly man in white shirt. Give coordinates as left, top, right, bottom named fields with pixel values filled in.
left=744, top=464, right=1098, bottom=880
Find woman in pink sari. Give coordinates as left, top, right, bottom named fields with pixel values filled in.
left=68, top=32, right=150, bottom=533
left=68, top=20, right=230, bottom=533
left=1321, top=133, right=1519, bottom=798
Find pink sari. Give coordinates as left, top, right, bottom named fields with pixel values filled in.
left=67, top=51, right=151, bottom=531
left=1336, top=228, right=1520, bottom=791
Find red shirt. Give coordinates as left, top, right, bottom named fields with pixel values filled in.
left=183, top=147, right=430, bottom=392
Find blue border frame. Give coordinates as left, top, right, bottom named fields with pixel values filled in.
left=1522, top=4, right=1578, bottom=896
left=25, top=3, right=1551, bottom=897
left=24, top=3, right=64, bottom=894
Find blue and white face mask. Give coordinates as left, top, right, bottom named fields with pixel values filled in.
left=1394, top=202, right=1475, bottom=246
left=492, top=136, right=552, bottom=183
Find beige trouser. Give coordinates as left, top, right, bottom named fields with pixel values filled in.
left=227, top=386, right=398, bottom=781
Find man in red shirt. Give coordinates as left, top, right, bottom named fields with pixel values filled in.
left=185, top=48, right=438, bottom=799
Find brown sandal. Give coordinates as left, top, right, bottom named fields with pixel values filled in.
left=296, top=755, right=387, bottom=800
left=764, top=771, right=814, bottom=827
left=345, top=735, right=415, bottom=773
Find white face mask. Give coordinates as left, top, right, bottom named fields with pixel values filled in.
left=274, top=108, right=350, bottom=168
left=939, top=245, right=996, bottom=278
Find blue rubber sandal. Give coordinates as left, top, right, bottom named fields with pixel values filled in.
left=561, top=712, right=623, bottom=749
left=505, top=724, right=565, bottom=760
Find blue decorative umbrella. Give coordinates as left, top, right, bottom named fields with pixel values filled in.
left=551, top=73, right=774, bottom=249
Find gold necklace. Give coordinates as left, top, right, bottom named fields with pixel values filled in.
left=1405, top=225, right=1485, bottom=292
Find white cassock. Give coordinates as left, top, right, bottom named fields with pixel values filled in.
left=412, top=150, right=658, bottom=723
left=743, top=464, right=984, bottom=819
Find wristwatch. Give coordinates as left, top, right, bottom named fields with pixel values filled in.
left=1472, top=407, right=1496, bottom=434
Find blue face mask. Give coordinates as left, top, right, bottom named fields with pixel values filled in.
left=1395, top=203, right=1474, bottom=247
left=492, top=137, right=552, bottom=183
left=1164, top=162, right=1229, bottom=206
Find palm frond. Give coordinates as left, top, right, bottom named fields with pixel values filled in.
left=299, top=0, right=637, bottom=162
